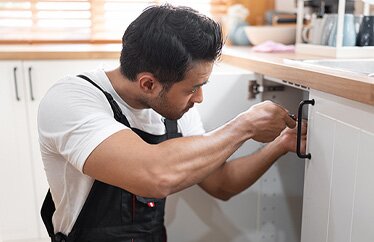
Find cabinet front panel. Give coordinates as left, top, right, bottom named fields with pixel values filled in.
left=351, top=130, right=374, bottom=242
left=1, top=60, right=118, bottom=240
left=0, top=61, right=39, bottom=240
left=301, top=111, right=335, bottom=242
left=327, top=122, right=359, bottom=242
left=302, top=90, right=374, bottom=242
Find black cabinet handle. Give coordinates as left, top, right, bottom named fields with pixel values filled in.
left=13, top=67, right=20, bottom=101
left=297, top=99, right=315, bottom=159
left=28, top=66, right=35, bottom=101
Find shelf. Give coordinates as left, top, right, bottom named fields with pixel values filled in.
left=295, top=0, right=374, bottom=58
left=296, top=43, right=374, bottom=58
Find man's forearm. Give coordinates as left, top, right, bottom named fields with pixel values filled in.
left=198, top=138, right=286, bottom=200
left=151, top=115, right=252, bottom=196
left=83, top=101, right=295, bottom=199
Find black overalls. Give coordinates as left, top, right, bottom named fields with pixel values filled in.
left=41, top=75, right=182, bottom=242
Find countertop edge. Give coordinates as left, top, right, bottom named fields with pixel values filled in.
left=0, top=44, right=121, bottom=60
left=0, top=44, right=373, bottom=106
left=221, top=52, right=374, bottom=106
left=0, top=51, right=120, bottom=60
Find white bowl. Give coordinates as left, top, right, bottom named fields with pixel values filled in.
left=243, top=25, right=296, bottom=45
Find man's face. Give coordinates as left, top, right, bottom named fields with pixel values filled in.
left=151, top=61, right=214, bottom=120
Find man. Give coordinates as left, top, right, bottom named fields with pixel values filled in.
left=38, top=4, right=306, bottom=242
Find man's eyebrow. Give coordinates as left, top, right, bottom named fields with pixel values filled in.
left=192, top=80, right=209, bottom=88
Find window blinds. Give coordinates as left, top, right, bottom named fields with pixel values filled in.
left=0, top=0, right=228, bottom=44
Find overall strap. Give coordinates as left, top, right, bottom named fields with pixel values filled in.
left=164, top=119, right=182, bottom=139
left=77, top=74, right=130, bottom=127
left=78, top=74, right=181, bottom=139
left=41, top=74, right=182, bottom=242
left=40, top=190, right=55, bottom=237
left=41, top=190, right=69, bottom=242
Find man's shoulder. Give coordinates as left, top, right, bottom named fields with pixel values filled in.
left=43, top=72, right=107, bottom=104
left=38, top=71, right=113, bottom=129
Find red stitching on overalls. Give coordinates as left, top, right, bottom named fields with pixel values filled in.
left=132, top=194, right=136, bottom=223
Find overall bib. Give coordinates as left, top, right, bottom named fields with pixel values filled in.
left=41, top=75, right=182, bottom=242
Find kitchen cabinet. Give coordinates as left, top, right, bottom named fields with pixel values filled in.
left=166, top=71, right=307, bottom=242
left=0, top=59, right=118, bottom=241
left=301, top=89, right=374, bottom=242
left=222, top=48, right=374, bottom=241
left=0, top=61, right=40, bottom=240
left=257, top=76, right=374, bottom=242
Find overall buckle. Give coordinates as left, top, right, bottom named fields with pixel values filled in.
left=53, top=232, right=67, bottom=242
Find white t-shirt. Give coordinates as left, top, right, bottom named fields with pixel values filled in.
left=37, top=68, right=205, bottom=234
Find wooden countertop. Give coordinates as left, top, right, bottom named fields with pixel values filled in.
left=222, top=47, right=374, bottom=106
left=0, top=44, right=373, bottom=105
left=0, top=44, right=121, bottom=60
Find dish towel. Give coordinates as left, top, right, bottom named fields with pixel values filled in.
left=252, top=41, right=295, bottom=53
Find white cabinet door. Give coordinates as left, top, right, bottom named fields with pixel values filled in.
left=0, top=60, right=119, bottom=240
left=22, top=60, right=118, bottom=237
left=301, top=109, right=335, bottom=242
left=301, top=89, right=374, bottom=242
left=0, top=61, right=39, bottom=240
left=351, top=130, right=374, bottom=242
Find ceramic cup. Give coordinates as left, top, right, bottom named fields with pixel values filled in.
left=356, top=15, right=374, bottom=46
left=320, top=14, right=338, bottom=46
left=327, top=14, right=356, bottom=46
left=354, top=15, right=363, bottom=34
left=302, top=15, right=324, bottom=44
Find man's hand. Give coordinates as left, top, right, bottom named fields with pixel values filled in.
left=275, top=119, right=308, bottom=155
left=198, top=117, right=306, bottom=201
left=240, top=101, right=296, bottom=143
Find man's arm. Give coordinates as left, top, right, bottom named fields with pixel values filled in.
left=198, top=121, right=307, bottom=201
left=83, top=101, right=296, bottom=199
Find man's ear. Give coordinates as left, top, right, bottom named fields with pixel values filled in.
left=137, top=73, right=162, bottom=94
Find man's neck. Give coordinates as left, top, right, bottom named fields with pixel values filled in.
left=105, top=67, right=146, bottom=109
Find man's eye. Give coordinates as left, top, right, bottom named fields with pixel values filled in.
left=190, top=81, right=208, bottom=94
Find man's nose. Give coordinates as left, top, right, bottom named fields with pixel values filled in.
left=191, top=88, right=203, bottom=103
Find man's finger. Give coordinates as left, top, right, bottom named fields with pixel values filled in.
left=301, top=119, right=308, bottom=135
left=285, top=112, right=296, bottom=128
left=289, top=114, right=297, bottom=121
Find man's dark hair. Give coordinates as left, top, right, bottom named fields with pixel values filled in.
left=120, top=4, right=223, bottom=89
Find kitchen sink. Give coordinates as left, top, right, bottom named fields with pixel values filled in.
left=284, top=58, right=374, bottom=77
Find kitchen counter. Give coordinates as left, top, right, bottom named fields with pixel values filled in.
left=0, top=44, right=373, bottom=105
left=222, top=47, right=374, bottom=106
left=0, top=44, right=121, bottom=60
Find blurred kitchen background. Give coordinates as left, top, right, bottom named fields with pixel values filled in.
left=1, top=0, right=373, bottom=46
left=0, top=1, right=373, bottom=242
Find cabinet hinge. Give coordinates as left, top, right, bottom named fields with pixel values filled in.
left=248, top=80, right=285, bottom=99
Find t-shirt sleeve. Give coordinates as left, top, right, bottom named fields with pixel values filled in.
left=38, top=78, right=127, bottom=173
left=178, top=107, right=205, bottom=136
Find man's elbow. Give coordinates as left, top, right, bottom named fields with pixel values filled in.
left=216, top=191, right=234, bottom=201
left=205, top=188, right=234, bottom=201
left=148, top=171, right=178, bottom=198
